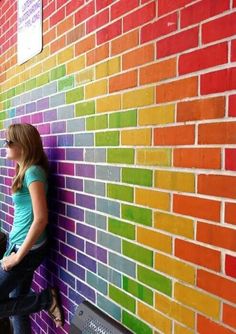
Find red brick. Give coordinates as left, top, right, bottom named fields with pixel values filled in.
left=198, top=122, right=236, bottom=144
left=97, top=20, right=122, bottom=45
left=86, top=9, right=109, bottom=34
left=198, top=175, right=236, bottom=199
left=75, top=1, right=95, bottom=25
left=223, top=304, right=236, bottom=329
left=173, top=195, right=220, bottom=222
left=229, top=95, right=236, bottom=117
left=158, top=0, right=193, bottom=16
left=197, top=269, right=236, bottom=303
left=232, top=40, right=236, bottom=62
left=175, top=239, right=221, bottom=271
left=141, top=12, right=177, bottom=44
left=225, top=255, right=236, bottom=279
left=96, top=0, right=113, bottom=11
left=198, top=314, right=235, bottom=334
left=111, top=0, right=139, bottom=20
left=225, top=149, right=236, bottom=171
left=50, top=7, right=65, bottom=27
left=202, top=12, right=236, bottom=44
left=234, top=0, right=236, bottom=7
left=201, top=68, right=236, bottom=95
left=181, top=0, right=230, bottom=28
left=197, top=222, right=236, bottom=251
left=123, top=2, right=156, bottom=33
left=174, top=148, right=221, bottom=170
left=179, top=43, right=228, bottom=75
left=44, top=1, right=56, bottom=19
left=157, top=27, right=199, bottom=58
left=57, top=0, right=70, bottom=9
left=154, top=125, right=195, bottom=146
left=225, top=202, right=236, bottom=226
left=66, top=0, right=84, bottom=16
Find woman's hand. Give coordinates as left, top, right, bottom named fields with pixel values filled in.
left=1, top=252, right=20, bottom=271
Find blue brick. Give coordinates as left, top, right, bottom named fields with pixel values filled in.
left=77, top=280, right=95, bottom=303
left=44, top=109, right=57, bottom=122
left=50, top=92, right=66, bottom=107
left=87, top=271, right=107, bottom=295
left=31, top=88, right=43, bottom=101
left=77, top=252, right=97, bottom=273
left=51, top=121, right=66, bottom=133
left=66, top=177, right=83, bottom=191
left=67, top=118, right=85, bottom=132
left=68, top=260, right=85, bottom=280
left=97, top=294, right=121, bottom=321
left=98, top=263, right=122, bottom=288
left=85, top=211, right=107, bottom=230
left=58, top=105, right=74, bottom=120
left=67, top=234, right=84, bottom=251
left=67, top=205, right=84, bottom=221
left=59, top=268, right=76, bottom=289
left=58, top=134, right=73, bottom=146
left=85, top=148, right=106, bottom=162
left=42, top=82, right=57, bottom=96
left=74, top=133, right=94, bottom=146
left=21, top=92, right=32, bottom=103
left=109, top=253, right=136, bottom=278
left=97, top=198, right=120, bottom=217
left=68, top=288, right=85, bottom=306
left=97, top=231, right=121, bottom=253
left=84, top=180, right=105, bottom=196
left=66, top=148, right=83, bottom=161
left=96, top=166, right=120, bottom=182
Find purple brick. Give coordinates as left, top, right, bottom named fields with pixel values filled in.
left=76, top=193, right=95, bottom=210
left=58, top=162, right=74, bottom=175
left=86, top=242, right=107, bottom=264
left=60, top=242, right=76, bottom=260
left=44, top=109, right=57, bottom=122
left=67, top=205, right=84, bottom=221
left=76, top=222, right=96, bottom=241
left=67, top=233, right=84, bottom=251
left=77, top=251, right=97, bottom=272
left=77, top=280, right=95, bottom=303
left=68, top=288, right=85, bottom=309
left=58, top=216, right=75, bottom=232
left=66, top=148, right=83, bottom=161
left=58, top=134, right=73, bottom=146
left=31, top=112, right=43, bottom=124
left=68, top=260, right=85, bottom=280
left=20, top=115, right=31, bottom=123
left=37, top=97, right=49, bottom=111
left=49, top=200, right=66, bottom=215
left=60, top=268, right=76, bottom=289
left=51, top=174, right=65, bottom=188
left=26, top=102, right=36, bottom=113
left=55, top=227, right=66, bottom=241
left=76, top=164, right=95, bottom=178
left=43, top=135, right=57, bottom=147
left=59, top=189, right=75, bottom=204
left=49, top=148, right=66, bottom=160
left=16, top=105, right=25, bottom=116
left=66, top=177, right=83, bottom=192
left=52, top=121, right=66, bottom=134
left=37, top=123, right=50, bottom=134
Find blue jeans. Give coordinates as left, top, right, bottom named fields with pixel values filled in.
left=0, top=243, right=52, bottom=334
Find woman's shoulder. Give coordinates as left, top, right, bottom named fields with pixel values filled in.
left=25, top=165, right=47, bottom=181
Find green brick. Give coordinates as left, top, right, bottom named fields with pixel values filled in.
left=122, top=167, right=152, bottom=186
left=107, top=184, right=133, bottom=203
left=0, top=112, right=6, bottom=121
left=86, top=114, right=108, bottom=130
left=109, top=109, right=137, bottom=128
left=3, top=100, right=11, bottom=110
left=123, top=276, right=153, bottom=305
left=0, top=92, right=7, bottom=102
left=122, top=204, right=152, bottom=226
left=6, top=88, right=15, bottom=99
left=0, top=121, right=4, bottom=130
left=123, top=240, right=153, bottom=267
left=107, top=148, right=134, bottom=164
left=108, top=218, right=135, bottom=240
left=66, top=87, right=84, bottom=104
left=95, top=131, right=119, bottom=146
left=76, top=100, right=95, bottom=117
left=58, top=76, right=74, bottom=91
left=15, top=84, right=25, bottom=95
left=25, top=78, right=36, bottom=91
left=36, top=73, right=50, bottom=87
left=109, top=285, right=136, bottom=313
left=51, top=65, right=66, bottom=81
left=122, top=311, right=152, bottom=334
left=138, top=265, right=172, bottom=297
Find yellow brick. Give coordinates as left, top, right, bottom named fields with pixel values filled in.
left=97, top=94, right=121, bottom=113
left=136, top=188, right=170, bottom=211
left=67, top=55, right=85, bottom=75
left=155, top=253, right=195, bottom=284
left=0, top=103, right=3, bottom=112
left=30, top=63, right=42, bottom=77
left=10, top=77, right=19, bottom=87
left=175, top=324, right=194, bottom=334
left=139, top=104, right=175, bottom=125
left=175, top=283, right=220, bottom=319
left=76, top=68, right=94, bottom=85
left=137, top=226, right=172, bottom=254
left=96, top=57, right=120, bottom=79
left=43, top=56, right=57, bottom=71
left=123, top=87, right=154, bottom=108
left=155, top=170, right=195, bottom=193
left=155, top=292, right=195, bottom=329
left=121, top=128, right=151, bottom=146
left=36, top=45, right=50, bottom=62
left=136, top=148, right=172, bottom=166
left=138, top=302, right=172, bottom=334
left=85, top=79, right=107, bottom=99
left=154, top=212, right=194, bottom=239
left=57, top=46, right=74, bottom=64
left=19, top=69, right=31, bottom=81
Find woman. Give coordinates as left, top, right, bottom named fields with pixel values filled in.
left=0, top=123, right=63, bottom=334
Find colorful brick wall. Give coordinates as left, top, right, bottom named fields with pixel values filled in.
left=0, top=0, right=236, bottom=333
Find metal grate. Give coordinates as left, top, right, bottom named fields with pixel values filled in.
left=69, top=301, right=133, bottom=334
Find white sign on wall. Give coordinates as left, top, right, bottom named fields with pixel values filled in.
left=17, top=0, right=42, bottom=65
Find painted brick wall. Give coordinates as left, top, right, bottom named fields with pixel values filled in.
left=0, top=0, right=236, bottom=333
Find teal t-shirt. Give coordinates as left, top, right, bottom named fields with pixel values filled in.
left=8, top=165, right=48, bottom=251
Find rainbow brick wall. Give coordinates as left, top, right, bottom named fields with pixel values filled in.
left=1, top=0, right=236, bottom=333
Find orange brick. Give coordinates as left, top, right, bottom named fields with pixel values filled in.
left=197, top=269, right=236, bottom=304
left=223, top=303, right=236, bottom=329
left=50, top=36, right=66, bottom=54
left=174, top=148, right=221, bottom=170
left=67, top=25, right=85, bottom=45
left=111, top=30, right=139, bottom=55
left=57, top=16, right=74, bottom=37
left=87, top=43, right=109, bottom=66
left=140, top=58, right=176, bottom=85
left=173, top=194, right=221, bottom=222
left=122, top=44, right=154, bottom=70
left=197, top=222, right=236, bottom=251
left=156, top=77, right=198, bottom=103
left=154, top=125, right=195, bottom=146
left=109, top=70, right=137, bottom=93
left=198, top=314, right=235, bottom=334
left=199, top=122, right=236, bottom=144
left=44, top=27, right=56, bottom=46
left=75, top=35, right=95, bottom=56
left=198, top=174, right=236, bottom=199
left=136, top=188, right=170, bottom=211
left=177, top=97, right=225, bottom=122
left=225, top=202, right=236, bottom=225
left=175, top=239, right=221, bottom=271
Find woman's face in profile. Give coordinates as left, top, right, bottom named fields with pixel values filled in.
left=5, top=139, right=22, bottom=162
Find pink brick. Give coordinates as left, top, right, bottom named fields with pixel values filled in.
left=158, top=0, right=194, bottom=16
left=232, top=39, right=236, bottom=62
left=201, top=68, right=236, bottom=95
left=97, top=20, right=122, bottom=45
left=50, top=7, right=65, bottom=27
left=123, top=2, right=156, bottom=33
left=86, top=9, right=109, bottom=34
left=229, top=95, right=236, bottom=117
left=179, top=43, right=228, bottom=74
left=202, top=12, right=236, bottom=44
left=141, top=12, right=178, bottom=44
left=66, top=0, right=84, bottom=16
left=157, top=27, right=199, bottom=58
left=96, top=0, right=113, bottom=11
left=75, top=1, right=95, bottom=25
left=111, top=0, right=139, bottom=20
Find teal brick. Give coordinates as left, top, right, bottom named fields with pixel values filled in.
left=51, top=65, right=66, bottom=81
left=108, top=218, right=135, bottom=240
left=58, top=76, right=74, bottom=91
left=25, top=78, right=36, bottom=91
left=86, top=114, right=107, bottom=130
left=76, top=100, right=95, bottom=117
left=138, top=265, right=172, bottom=297
left=109, top=285, right=136, bottom=313
left=66, top=87, right=84, bottom=104
left=98, top=263, right=122, bottom=288
left=109, top=109, right=137, bottom=128
left=107, top=184, right=133, bottom=203
left=122, top=311, right=152, bottom=334
left=97, top=294, right=121, bottom=321
left=36, top=73, right=50, bottom=87
left=109, top=253, right=136, bottom=278
left=95, top=131, right=119, bottom=146
left=97, top=198, right=120, bottom=217
left=122, top=167, right=152, bottom=186
left=123, top=276, right=153, bottom=305
left=85, top=211, right=107, bottom=230
left=87, top=271, right=107, bottom=295
left=107, top=148, right=134, bottom=164
left=97, top=231, right=121, bottom=253
left=122, top=204, right=152, bottom=226
left=123, top=240, right=153, bottom=267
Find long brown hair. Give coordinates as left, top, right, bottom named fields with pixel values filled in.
left=7, top=123, right=48, bottom=192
